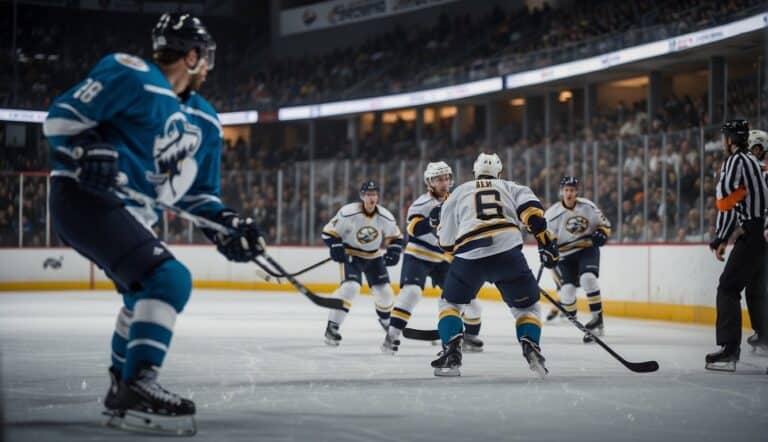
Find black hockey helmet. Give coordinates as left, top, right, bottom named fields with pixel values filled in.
left=360, top=180, right=379, bottom=196
left=152, top=12, right=216, bottom=70
left=721, top=119, right=750, bottom=148
left=560, top=176, right=579, bottom=188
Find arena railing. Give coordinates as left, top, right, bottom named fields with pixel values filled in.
left=7, top=119, right=768, bottom=248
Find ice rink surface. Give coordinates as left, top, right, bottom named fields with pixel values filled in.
left=1, top=290, right=767, bottom=442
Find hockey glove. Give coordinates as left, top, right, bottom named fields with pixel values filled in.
left=383, top=244, right=402, bottom=266
left=536, top=230, right=559, bottom=269
left=54, top=131, right=119, bottom=195
left=428, top=205, right=442, bottom=228
left=591, top=229, right=608, bottom=247
left=329, top=242, right=346, bottom=263
left=205, top=210, right=266, bottom=262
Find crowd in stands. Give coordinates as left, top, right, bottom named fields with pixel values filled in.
left=1, top=0, right=767, bottom=247
left=2, top=0, right=764, bottom=111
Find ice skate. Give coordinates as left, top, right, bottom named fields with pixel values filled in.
left=324, top=320, right=342, bottom=346
left=462, top=334, right=484, bottom=353
left=431, top=335, right=463, bottom=377
left=381, top=333, right=400, bottom=354
left=521, top=337, right=549, bottom=379
left=747, top=333, right=768, bottom=352
left=583, top=313, right=604, bottom=343
left=103, top=367, right=196, bottom=436
left=705, top=345, right=740, bottom=372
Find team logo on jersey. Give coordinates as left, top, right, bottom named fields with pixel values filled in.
left=114, top=53, right=149, bottom=72
left=356, top=226, right=379, bottom=244
left=565, top=216, right=589, bottom=235
left=146, top=112, right=202, bottom=204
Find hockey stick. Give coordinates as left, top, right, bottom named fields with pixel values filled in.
left=116, top=185, right=345, bottom=310
left=535, top=265, right=659, bottom=373
left=253, top=257, right=333, bottom=279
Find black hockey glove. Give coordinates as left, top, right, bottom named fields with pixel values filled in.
left=329, top=241, right=346, bottom=263
left=205, top=210, right=266, bottom=262
left=591, top=229, right=608, bottom=247
left=535, top=230, right=559, bottom=269
left=54, top=131, right=119, bottom=195
left=428, top=205, right=442, bottom=228
left=383, top=244, right=402, bottom=266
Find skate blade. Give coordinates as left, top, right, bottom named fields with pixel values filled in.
left=324, top=337, right=341, bottom=347
left=462, top=344, right=484, bottom=353
left=433, top=366, right=461, bottom=377
left=104, top=409, right=197, bottom=437
left=705, top=361, right=737, bottom=372
left=528, top=358, right=549, bottom=379
left=380, top=345, right=398, bottom=355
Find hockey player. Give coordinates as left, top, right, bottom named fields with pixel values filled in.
left=321, top=180, right=404, bottom=346
left=746, top=129, right=768, bottom=352
left=382, top=162, right=484, bottom=354
left=44, top=12, right=264, bottom=434
left=544, top=176, right=611, bottom=343
left=431, top=153, right=559, bottom=377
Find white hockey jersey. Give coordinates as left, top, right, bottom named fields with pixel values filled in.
left=405, top=192, right=451, bottom=263
left=545, top=197, right=611, bottom=258
left=321, top=203, right=402, bottom=260
left=438, top=179, right=544, bottom=260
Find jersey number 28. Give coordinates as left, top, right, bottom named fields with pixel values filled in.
left=475, top=190, right=503, bottom=220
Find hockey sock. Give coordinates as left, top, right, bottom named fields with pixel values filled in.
left=462, top=316, right=481, bottom=336
left=390, top=307, right=412, bottom=331
left=511, top=303, right=542, bottom=345
left=123, top=260, right=192, bottom=381
left=586, top=291, right=602, bottom=316
left=438, top=307, right=463, bottom=345
left=110, top=306, right=132, bottom=373
left=328, top=281, right=358, bottom=326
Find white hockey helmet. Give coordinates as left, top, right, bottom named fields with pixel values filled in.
left=749, top=129, right=768, bottom=149
left=473, top=152, right=502, bottom=179
left=423, top=161, right=453, bottom=186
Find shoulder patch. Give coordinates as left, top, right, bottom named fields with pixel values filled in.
left=114, top=53, right=149, bottom=72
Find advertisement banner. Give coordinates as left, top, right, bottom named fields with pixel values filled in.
left=280, top=0, right=457, bottom=36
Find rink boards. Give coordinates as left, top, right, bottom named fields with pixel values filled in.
left=0, top=244, right=750, bottom=327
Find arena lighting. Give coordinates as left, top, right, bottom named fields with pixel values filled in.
left=278, top=77, right=503, bottom=121
left=0, top=108, right=258, bottom=126
left=2, top=12, right=764, bottom=126
left=505, top=12, right=768, bottom=89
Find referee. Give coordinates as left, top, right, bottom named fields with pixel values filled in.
left=706, top=119, right=768, bottom=372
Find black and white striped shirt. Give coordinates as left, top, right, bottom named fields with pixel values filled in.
left=714, top=150, right=768, bottom=240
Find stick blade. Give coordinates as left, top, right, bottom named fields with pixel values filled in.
left=403, top=328, right=441, bottom=341
left=625, top=360, right=660, bottom=373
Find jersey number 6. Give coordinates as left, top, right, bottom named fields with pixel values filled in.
left=474, top=190, right=503, bottom=220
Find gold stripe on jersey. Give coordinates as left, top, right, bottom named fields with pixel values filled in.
left=450, top=222, right=520, bottom=253
left=597, top=225, right=611, bottom=236
left=345, top=248, right=382, bottom=258
left=322, top=230, right=340, bottom=238
left=559, top=240, right=593, bottom=253
left=405, top=244, right=451, bottom=262
left=519, top=206, right=544, bottom=226
left=407, top=216, right=426, bottom=236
